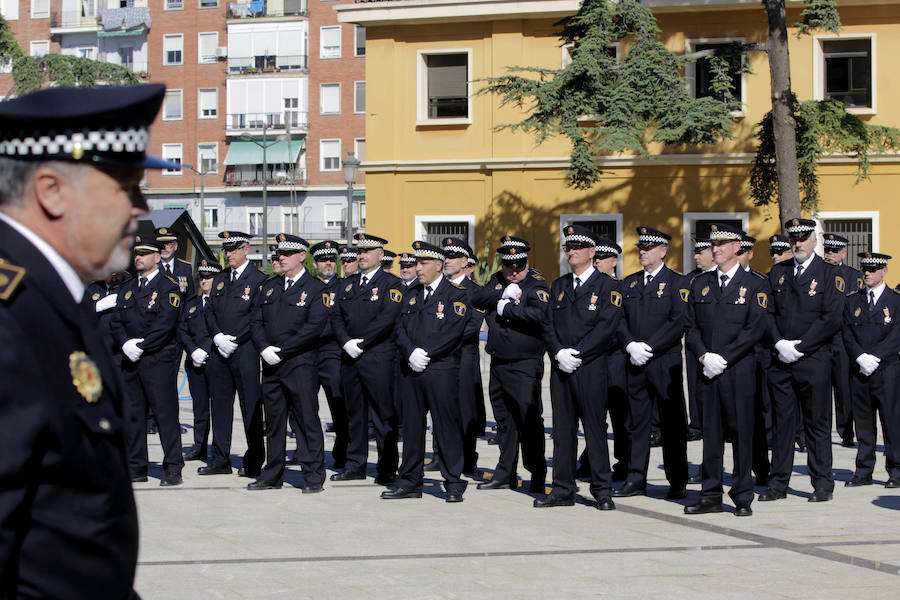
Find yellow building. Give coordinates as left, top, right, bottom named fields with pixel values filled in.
left=337, top=0, right=900, bottom=277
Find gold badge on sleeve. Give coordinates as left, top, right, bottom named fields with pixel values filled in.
left=69, top=351, right=103, bottom=404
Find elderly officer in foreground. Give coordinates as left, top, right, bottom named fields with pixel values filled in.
left=0, top=84, right=174, bottom=599
left=383, top=241, right=470, bottom=502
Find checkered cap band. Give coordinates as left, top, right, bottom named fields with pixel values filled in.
left=638, top=234, right=669, bottom=245
left=277, top=240, right=307, bottom=252
left=564, top=233, right=595, bottom=246
left=694, top=240, right=712, bottom=250
left=0, top=126, right=150, bottom=158
left=356, top=238, right=383, bottom=249
left=222, top=236, right=250, bottom=246
left=414, top=248, right=445, bottom=260
left=442, top=244, right=470, bottom=257
left=340, top=251, right=358, bottom=260
left=740, top=239, right=755, bottom=249
left=467, top=257, right=476, bottom=265
left=595, top=245, right=619, bottom=256
left=500, top=252, right=528, bottom=261
left=198, top=263, right=220, bottom=274
left=399, top=256, right=416, bottom=266
left=313, top=247, right=338, bottom=258
left=502, top=240, right=528, bottom=249
left=770, top=240, right=791, bottom=249
left=786, top=223, right=815, bottom=235
left=860, top=255, right=889, bottom=266
left=823, top=238, right=847, bottom=248
left=709, top=230, right=742, bottom=241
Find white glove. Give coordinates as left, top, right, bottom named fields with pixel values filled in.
left=775, top=339, right=804, bottom=364
left=213, top=333, right=238, bottom=357
left=261, top=346, right=283, bottom=366
left=701, top=352, right=728, bottom=378
left=408, top=347, right=431, bottom=372
left=555, top=348, right=582, bottom=373
left=122, top=338, right=144, bottom=363
left=856, top=353, right=881, bottom=377
left=95, top=294, right=117, bottom=312
left=190, top=348, right=208, bottom=368
left=501, top=283, right=522, bottom=300
left=626, top=341, right=654, bottom=366
left=343, top=338, right=364, bottom=359
left=497, top=298, right=511, bottom=316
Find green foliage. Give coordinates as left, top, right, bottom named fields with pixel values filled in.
left=473, top=240, right=501, bottom=286
left=750, top=98, right=900, bottom=212
left=795, top=0, right=842, bottom=37
left=476, top=0, right=736, bottom=190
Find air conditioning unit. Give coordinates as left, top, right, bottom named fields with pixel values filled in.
left=215, top=46, right=227, bottom=58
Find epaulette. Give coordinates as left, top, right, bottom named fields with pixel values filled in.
left=449, top=281, right=465, bottom=290
left=823, top=257, right=838, bottom=266
left=848, top=289, right=860, bottom=296
left=530, top=269, right=544, bottom=281
left=751, top=269, right=766, bottom=280
left=0, top=258, right=26, bottom=301
left=166, top=275, right=178, bottom=285
left=177, top=258, right=191, bottom=265
left=892, top=287, right=900, bottom=295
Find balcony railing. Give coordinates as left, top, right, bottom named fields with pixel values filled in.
left=227, top=3, right=307, bottom=19
left=226, top=55, right=308, bottom=74
left=51, top=10, right=99, bottom=29
left=226, top=111, right=309, bottom=133
left=224, top=171, right=306, bottom=187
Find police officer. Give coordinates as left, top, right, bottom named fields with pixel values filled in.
left=0, top=83, right=173, bottom=599
left=180, top=259, right=220, bottom=461
left=87, top=270, right=133, bottom=355
left=310, top=240, right=349, bottom=470
left=156, top=226, right=195, bottom=298
left=615, top=226, right=689, bottom=500
left=824, top=233, right=865, bottom=447
left=383, top=241, right=470, bottom=502
left=536, top=225, right=622, bottom=510
left=684, top=223, right=769, bottom=516
left=686, top=238, right=714, bottom=444
left=471, top=236, right=549, bottom=493
left=330, top=233, right=404, bottom=484
left=201, top=231, right=268, bottom=477
left=769, top=234, right=793, bottom=266
left=381, top=249, right=397, bottom=273
left=442, top=237, right=486, bottom=474
left=761, top=218, right=845, bottom=503
left=340, top=245, right=359, bottom=277
left=398, top=252, right=418, bottom=286
left=250, top=234, right=328, bottom=491
left=111, top=235, right=184, bottom=486
left=843, top=253, right=900, bottom=488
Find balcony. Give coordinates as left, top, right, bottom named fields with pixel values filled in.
left=50, top=10, right=99, bottom=33
left=226, top=111, right=309, bottom=136
left=227, top=55, right=308, bottom=74
left=223, top=171, right=306, bottom=188
left=227, top=1, right=307, bottom=19
left=98, top=7, right=152, bottom=34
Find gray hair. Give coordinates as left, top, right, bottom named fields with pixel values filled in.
left=0, top=157, right=87, bottom=207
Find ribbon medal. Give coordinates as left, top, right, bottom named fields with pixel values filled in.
left=779, top=274, right=786, bottom=286
left=588, top=293, right=598, bottom=311
left=298, top=291, right=308, bottom=307
left=147, top=290, right=158, bottom=309
left=370, top=287, right=379, bottom=301
left=656, top=282, right=666, bottom=298
left=436, top=301, right=445, bottom=319
left=241, top=286, right=251, bottom=301
left=885, top=308, right=892, bottom=324
left=808, top=279, right=817, bottom=297
left=177, top=276, right=187, bottom=293
left=736, top=286, right=747, bottom=305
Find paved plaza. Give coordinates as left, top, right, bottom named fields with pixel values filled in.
left=134, top=356, right=900, bottom=599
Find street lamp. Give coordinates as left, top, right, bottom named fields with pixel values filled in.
left=239, top=123, right=291, bottom=271
left=342, top=151, right=360, bottom=243
left=182, top=162, right=219, bottom=238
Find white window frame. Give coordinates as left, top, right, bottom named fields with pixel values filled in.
left=162, top=143, right=183, bottom=175
left=558, top=213, right=624, bottom=278
left=417, top=48, right=473, bottom=126
left=354, top=81, right=365, bottom=114
left=197, top=143, right=218, bottom=174
left=320, top=139, right=341, bottom=172
left=813, top=33, right=877, bottom=115
left=814, top=210, right=880, bottom=255
left=354, top=25, right=365, bottom=57
left=414, top=215, right=476, bottom=250
left=203, top=206, right=220, bottom=231
left=29, top=40, right=50, bottom=57
left=682, top=211, right=750, bottom=273
left=685, top=37, right=747, bottom=117
left=282, top=208, right=300, bottom=235
left=354, top=138, right=366, bottom=162
left=198, top=88, right=217, bottom=119
left=323, top=203, right=344, bottom=230
left=199, top=0, right=218, bottom=8
left=163, top=34, right=184, bottom=66
left=165, top=0, right=184, bottom=10
left=1, top=0, right=19, bottom=21
left=320, top=83, right=341, bottom=115
left=30, top=0, right=49, bottom=19
left=247, top=207, right=264, bottom=236
left=320, top=26, right=341, bottom=59
left=198, top=32, right=218, bottom=65
left=163, top=89, right=183, bottom=121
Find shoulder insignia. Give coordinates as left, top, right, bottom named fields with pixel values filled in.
left=450, top=281, right=464, bottom=289
left=536, top=290, right=549, bottom=302
left=835, top=276, right=845, bottom=293
left=530, top=270, right=544, bottom=281
left=189, top=306, right=197, bottom=314
left=322, top=292, right=331, bottom=307
left=266, top=288, right=274, bottom=297
left=345, top=283, right=353, bottom=292
left=258, top=284, right=263, bottom=291
left=858, top=277, right=864, bottom=291
left=216, top=281, right=225, bottom=291
left=679, top=288, right=689, bottom=302
left=124, top=290, right=133, bottom=300
left=824, top=257, right=838, bottom=266
left=610, top=290, right=622, bottom=307
left=894, top=287, right=900, bottom=295
left=167, top=275, right=178, bottom=285
left=409, top=296, right=416, bottom=305
left=757, top=292, right=768, bottom=309
left=0, top=259, right=26, bottom=301
left=847, top=289, right=860, bottom=296
left=453, top=301, right=466, bottom=316
left=390, top=289, right=403, bottom=303
left=91, top=292, right=100, bottom=301
left=169, top=292, right=181, bottom=308
left=495, top=283, right=503, bottom=290
left=751, top=270, right=766, bottom=280
left=177, top=258, right=191, bottom=265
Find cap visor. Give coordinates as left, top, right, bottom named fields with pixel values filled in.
left=142, top=155, right=182, bottom=170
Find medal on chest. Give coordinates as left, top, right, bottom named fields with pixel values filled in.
left=885, top=307, right=892, bottom=324
left=588, top=293, right=598, bottom=310
left=370, top=287, right=379, bottom=301
left=736, top=286, right=747, bottom=304
left=629, top=280, right=637, bottom=289
left=177, top=275, right=187, bottom=293
left=779, top=274, right=786, bottom=286
left=854, top=307, right=862, bottom=318
left=656, top=282, right=666, bottom=298
left=124, top=290, right=132, bottom=301
left=242, top=286, right=251, bottom=302
left=297, top=291, right=307, bottom=307
left=147, top=290, right=158, bottom=309
left=69, top=351, right=103, bottom=404
left=808, top=279, right=817, bottom=297
left=436, top=301, right=445, bottom=319
left=701, top=285, right=709, bottom=297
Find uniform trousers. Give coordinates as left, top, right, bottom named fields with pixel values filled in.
left=549, top=356, right=612, bottom=499
left=624, top=352, right=688, bottom=487
left=578, top=352, right=627, bottom=475
left=122, top=346, right=184, bottom=477
left=184, top=361, right=211, bottom=457
left=459, top=345, right=483, bottom=471
left=752, top=346, right=772, bottom=484
left=851, top=359, right=900, bottom=480
left=396, top=364, right=467, bottom=493
left=768, top=349, right=834, bottom=493
left=698, top=356, right=755, bottom=507
left=832, top=340, right=855, bottom=442
left=318, top=346, right=348, bottom=468
left=207, top=343, right=265, bottom=472
left=260, top=353, right=324, bottom=486
left=342, top=350, right=399, bottom=479
left=487, top=356, right=546, bottom=485
left=685, top=346, right=703, bottom=437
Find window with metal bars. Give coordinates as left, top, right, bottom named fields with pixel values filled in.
left=424, top=222, right=469, bottom=247
left=822, top=219, right=873, bottom=269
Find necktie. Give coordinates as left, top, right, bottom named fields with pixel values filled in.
left=360, top=275, right=368, bottom=288
left=719, top=273, right=729, bottom=291
left=285, top=278, right=294, bottom=291
left=232, top=270, right=238, bottom=282
left=424, top=285, right=432, bottom=302
left=869, top=290, right=876, bottom=312
left=574, top=277, right=581, bottom=291
left=202, top=295, right=208, bottom=308
left=139, top=276, right=147, bottom=289
left=165, top=263, right=172, bottom=276
left=645, top=273, right=653, bottom=286
left=795, top=264, right=804, bottom=279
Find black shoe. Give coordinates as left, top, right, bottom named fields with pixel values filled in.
left=758, top=487, right=787, bottom=501
left=445, top=491, right=464, bottom=503
left=285, top=455, right=301, bottom=465
left=795, top=441, right=808, bottom=453
left=184, top=449, right=206, bottom=461
left=160, top=473, right=183, bottom=487
left=808, top=489, right=833, bottom=503
left=302, top=484, right=324, bottom=494
left=885, top=478, right=900, bottom=489
left=330, top=470, right=366, bottom=481
left=197, top=465, right=231, bottom=475
left=325, top=423, right=335, bottom=433
left=649, top=432, right=662, bottom=448
left=596, top=497, right=616, bottom=511
left=533, top=494, right=575, bottom=508
left=478, top=479, right=514, bottom=490
left=841, top=436, right=856, bottom=448
left=247, top=480, right=282, bottom=490
left=332, top=462, right=346, bottom=471
left=686, top=431, right=703, bottom=442
left=287, top=430, right=296, bottom=438
left=374, top=474, right=397, bottom=486
left=237, top=468, right=260, bottom=478
left=666, top=485, right=687, bottom=500
left=487, top=437, right=500, bottom=446
left=734, top=505, right=753, bottom=517
left=381, top=487, right=422, bottom=499
left=146, top=423, right=158, bottom=435
left=684, top=500, right=724, bottom=514
left=424, top=459, right=441, bottom=472
left=180, top=425, right=188, bottom=434
left=613, top=481, right=646, bottom=497
left=845, top=475, right=873, bottom=487
left=131, top=475, right=148, bottom=483
left=688, top=473, right=702, bottom=484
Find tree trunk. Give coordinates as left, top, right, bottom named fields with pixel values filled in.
left=764, top=0, right=802, bottom=225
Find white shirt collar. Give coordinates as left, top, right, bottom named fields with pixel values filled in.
left=425, top=274, right=444, bottom=292
left=574, top=266, right=596, bottom=288
left=0, top=211, right=84, bottom=302
left=867, top=281, right=886, bottom=304
left=231, top=259, right=249, bottom=280
left=161, top=257, right=175, bottom=270
left=644, top=263, right=664, bottom=280
left=360, top=265, right=381, bottom=282
left=450, top=273, right=467, bottom=286
left=794, top=253, right=815, bottom=272
left=142, top=268, right=159, bottom=284
left=285, top=268, right=305, bottom=287
left=715, top=262, right=741, bottom=285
